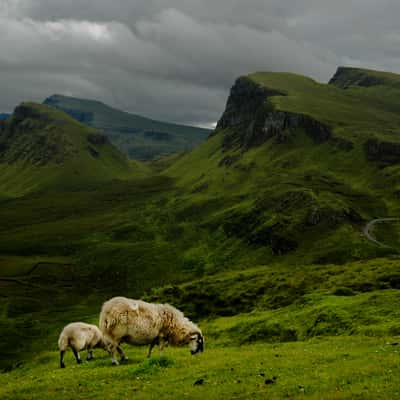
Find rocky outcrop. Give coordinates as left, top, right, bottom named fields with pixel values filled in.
left=12, top=104, right=49, bottom=124
left=365, top=139, right=400, bottom=165
left=215, top=77, right=331, bottom=152
left=0, top=104, right=69, bottom=165
left=329, top=67, right=386, bottom=89
left=216, top=76, right=284, bottom=130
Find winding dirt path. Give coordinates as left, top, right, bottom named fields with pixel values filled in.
left=363, top=218, right=400, bottom=247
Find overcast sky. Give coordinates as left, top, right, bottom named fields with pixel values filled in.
left=1, top=1, right=400, bottom=127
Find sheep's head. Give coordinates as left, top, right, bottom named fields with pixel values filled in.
left=189, top=332, right=204, bottom=355
left=101, top=337, right=115, bottom=353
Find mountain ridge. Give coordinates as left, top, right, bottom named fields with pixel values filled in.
left=44, top=94, right=211, bottom=160
left=164, top=66, right=400, bottom=261
left=0, top=102, right=138, bottom=196
left=1, top=67, right=400, bottom=393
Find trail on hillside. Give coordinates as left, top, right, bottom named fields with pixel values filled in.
left=363, top=218, right=400, bottom=247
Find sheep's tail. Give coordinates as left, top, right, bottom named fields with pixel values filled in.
left=58, top=332, right=69, bottom=351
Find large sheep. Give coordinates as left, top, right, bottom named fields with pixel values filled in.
left=99, top=297, right=204, bottom=365
left=58, top=322, right=105, bottom=368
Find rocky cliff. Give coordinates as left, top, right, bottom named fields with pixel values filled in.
left=215, top=77, right=331, bottom=152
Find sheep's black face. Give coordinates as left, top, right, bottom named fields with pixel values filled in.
left=190, top=333, right=204, bottom=355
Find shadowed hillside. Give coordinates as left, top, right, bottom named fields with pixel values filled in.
left=44, top=95, right=210, bottom=160
left=165, top=67, right=400, bottom=262
left=0, top=103, right=142, bottom=197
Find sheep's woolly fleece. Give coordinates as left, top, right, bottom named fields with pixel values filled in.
left=99, top=297, right=202, bottom=346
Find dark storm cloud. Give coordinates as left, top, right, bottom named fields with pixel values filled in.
left=0, top=1, right=399, bottom=126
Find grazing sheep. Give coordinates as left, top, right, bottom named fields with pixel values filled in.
left=58, top=322, right=105, bottom=368
left=99, top=297, right=204, bottom=365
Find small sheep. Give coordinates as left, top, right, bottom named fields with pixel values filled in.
left=99, top=297, right=204, bottom=365
left=58, top=322, right=105, bottom=368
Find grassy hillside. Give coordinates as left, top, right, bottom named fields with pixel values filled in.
left=164, top=68, right=400, bottom=263
left=1, top=67, right=400, bottom=398
left=1, top=257, right=399, bottom=399
left=44, top=95, right=210, bottom=160
left=1, top=338, right=399, bottom=399
left=0, top=103, right=143, bottom=196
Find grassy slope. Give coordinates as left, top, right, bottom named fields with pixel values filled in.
left=0, top=103, right=142, bottom=197
left=44, top=94, right=210, bottom=160
left=1, top=68, right=400, bottom=397
left=164, top=70, right=400, bottom=264
left=1, top=337, right=399, bottom=400
left=1, top=257, right=400, bottom=399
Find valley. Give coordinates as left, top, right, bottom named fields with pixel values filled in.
left=0, top=66, right=399, bottom=398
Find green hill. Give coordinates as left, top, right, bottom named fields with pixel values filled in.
left=0, top=103, right=143, bottom=197
left=44, top=94, right=211, bottom=160
left=165, top=67, right=400, bottom=263
left=1, top=67, right=400, bottom=398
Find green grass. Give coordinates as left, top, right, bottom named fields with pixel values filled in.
left=0, top=102, right=140, bottom=197
left=147, top=257, right=400, bottom=319
left=0, top=337, right=399, bottom=399
left=161, top=68, right=400, bottom=264
left=1, top=67, right=400, bottom=397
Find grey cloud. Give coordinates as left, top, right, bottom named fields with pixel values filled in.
left=0, top=1, right=399, bottom=125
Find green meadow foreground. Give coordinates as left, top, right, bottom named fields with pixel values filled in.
left=0, top=337, right=398, bottom=399
left=1, top=258, right=399, bottom=399
left=1, top=67, right=400, bottom=398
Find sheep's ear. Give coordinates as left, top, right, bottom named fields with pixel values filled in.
left=190, top=334, right=198, bottom=340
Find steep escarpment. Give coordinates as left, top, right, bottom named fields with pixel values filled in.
left=0, top=103, right=122, bottom=166
left=329, top=67, right=387, bottom=89
left=166, top=69, right=400, bottom=261
left=329, top=66, right=400, bottom=89
left=217, top=77, right=331, bottom=151
left=0, top=104, right=73, bottom=165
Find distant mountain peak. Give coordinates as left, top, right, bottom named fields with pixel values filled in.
left=0, top=102, right=133, bottom=195
left=44, top=94, right=105, bottom=107
left=329, top=66, right=400, bottom=89
left=43, top=94, right=211, bottom=160
left=0, top=102, right=115, bottom=166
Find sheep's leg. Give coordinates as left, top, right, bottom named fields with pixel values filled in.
left=158, top=337, right=166, bottom=355
left=117, top=346, right=128, bottom=362
left=72, top=347, right=82, bottom=364
left=86, top=349, right=93, bottom=361
left=60, top=350, right=66, bottom=368
left=103, top=337, right=120, bottom=365
left=147, top=337, right=159, bottom=358
left=108, top=344, right=120, bottom=365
